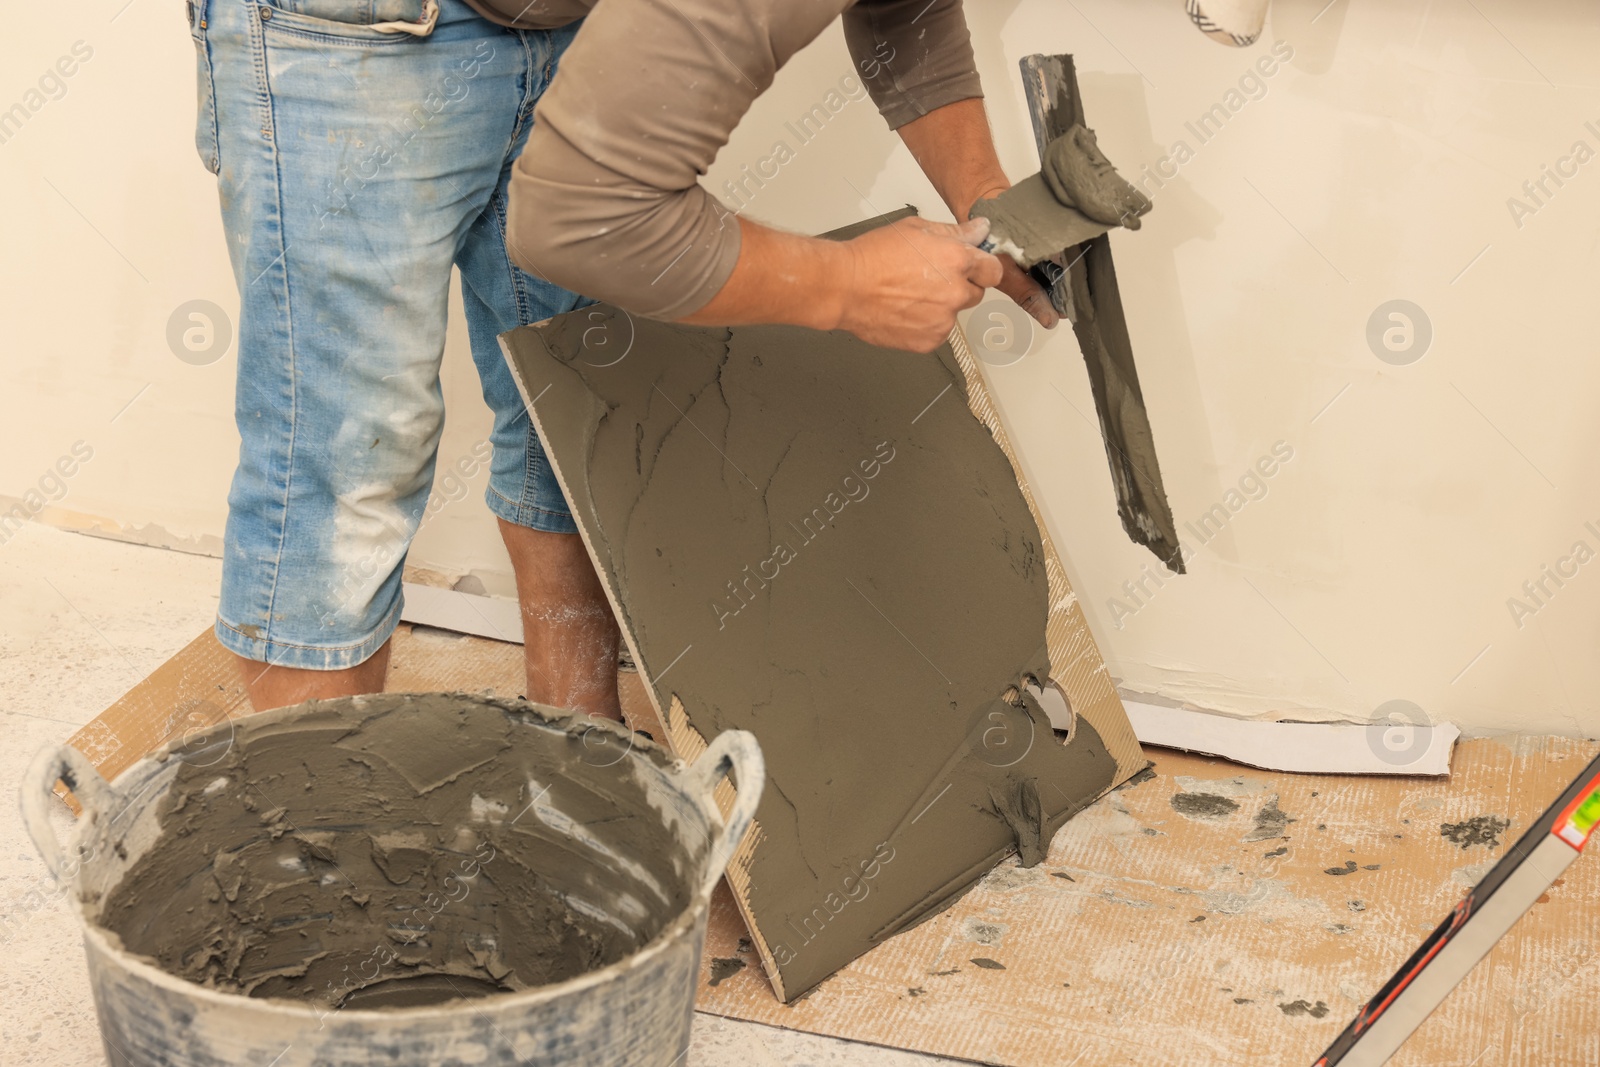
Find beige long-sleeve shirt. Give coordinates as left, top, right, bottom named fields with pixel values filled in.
left=464, top=0, right=981, bottom=319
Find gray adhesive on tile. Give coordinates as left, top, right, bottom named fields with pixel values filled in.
left=502, top=281, right=1118, bottom=998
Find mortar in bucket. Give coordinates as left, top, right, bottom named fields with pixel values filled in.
left=20, top=691, right=763, bottom=1067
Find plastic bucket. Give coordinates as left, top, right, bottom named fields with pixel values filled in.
left=21, top=692, right=762, bottom=1067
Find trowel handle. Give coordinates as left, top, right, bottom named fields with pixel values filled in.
left=683, top=729, right=764, bottom=897
left=977, top=234, right=1070, bottom=299
left=20, top=744, right=117, bottom=883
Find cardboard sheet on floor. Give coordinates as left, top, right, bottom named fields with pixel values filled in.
left=499, top=220, right=1143, bottom=1000
left=689, top=733, right=1600, bottom=1067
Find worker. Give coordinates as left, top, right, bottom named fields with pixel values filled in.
left=196, top=0, right=1054, bottom=720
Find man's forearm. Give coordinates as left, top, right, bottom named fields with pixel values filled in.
left=684, top=97, right=1009, bottom=331
left=678, top=218, right=852, bottom=331
left=679, top=100, right=1027, bottom=350
left=896, top=97, right=1012, bottom=221
left=682, top=211, right=1000, bottom=354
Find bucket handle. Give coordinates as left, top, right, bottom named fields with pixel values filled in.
left=20, top=744, right=118, bottom=883
left=682, top=729, right=764, bottom=898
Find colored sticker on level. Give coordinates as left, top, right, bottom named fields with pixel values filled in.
left=1555, top=773, right=1600, bottom=851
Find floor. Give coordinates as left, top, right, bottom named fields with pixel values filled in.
left=7, top=523, right=1597, bottom=1066
left=0, top=523, right=963, bottom=1067
left=693, top=739, right=1599, bottom=1065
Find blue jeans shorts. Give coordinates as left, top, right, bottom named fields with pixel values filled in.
left=193, top=0, right=586, bottom=669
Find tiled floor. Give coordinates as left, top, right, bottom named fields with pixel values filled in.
left=0, top=522, right=961, bottom=1066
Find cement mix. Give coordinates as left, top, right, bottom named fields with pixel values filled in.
left=1040, top=124, right=1152, bottom=230
left=97, top=695, right=691, bottom=1007
left=970, top=124, right=1151, bottom=267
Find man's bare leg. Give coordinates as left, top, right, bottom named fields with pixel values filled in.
left=233, top=640, right=392, bottom=713
left=500, top=519, right=623, bottom=721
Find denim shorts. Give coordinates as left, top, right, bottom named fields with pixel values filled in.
left=193, top=0, right=586, bottom=670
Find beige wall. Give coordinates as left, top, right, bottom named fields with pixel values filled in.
left=4, top=0, right=1598, bottom=736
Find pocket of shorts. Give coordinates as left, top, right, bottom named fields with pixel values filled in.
left=256, top=0, right=438, bottom=44
left=187, top=0, right=221, bottom=174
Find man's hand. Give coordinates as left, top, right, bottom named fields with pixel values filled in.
left=991, top=234, right=1061, bottom=330
left=835, top=217, right=1003, bottom=353
left=897, top=100, right=1061, bottom=330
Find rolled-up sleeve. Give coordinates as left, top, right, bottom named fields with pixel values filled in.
left=842, top=0, right=982, bottom=129
left=507, top=0, right=981, bottom=320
